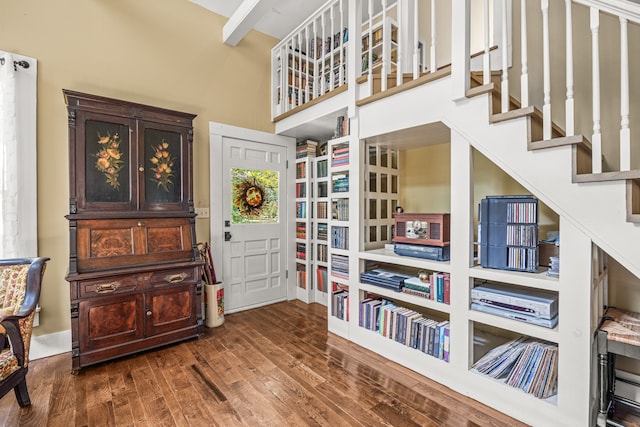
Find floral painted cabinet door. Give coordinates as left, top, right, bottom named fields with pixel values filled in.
left=76, top=113, right=137, bottom=212
left=139, top=120, right=190, bottom=211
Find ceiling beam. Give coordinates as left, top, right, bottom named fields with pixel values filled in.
left=223, top=0, right=278, bottom=46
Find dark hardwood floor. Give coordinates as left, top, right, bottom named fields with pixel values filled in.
left=0, top=301, right=529, bottom=426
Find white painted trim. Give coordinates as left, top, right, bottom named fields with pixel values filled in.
left=30, top=329, right=71, bottom=360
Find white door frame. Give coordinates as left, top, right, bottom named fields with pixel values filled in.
left=209, top=122, right=296, bottom=311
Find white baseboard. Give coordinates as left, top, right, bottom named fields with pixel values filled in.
left=30, top=329, right=71, bottom=360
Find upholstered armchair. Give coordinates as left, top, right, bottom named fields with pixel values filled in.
left=0, top=257, right=49, bottom=407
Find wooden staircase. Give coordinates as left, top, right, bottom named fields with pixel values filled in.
left=469, top=71, right=640, bottom=223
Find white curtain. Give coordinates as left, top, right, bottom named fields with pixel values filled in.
left=0, top=54, right=19, bottom=258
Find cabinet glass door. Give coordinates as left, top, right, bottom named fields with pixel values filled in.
left=77, top=113, right=136, bottom=212
left=140, top=122, right=190, bottom=211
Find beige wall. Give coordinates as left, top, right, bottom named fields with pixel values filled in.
left=400, top=144, right=559, bottom=239
left=0, top=0, right=277, bottom=335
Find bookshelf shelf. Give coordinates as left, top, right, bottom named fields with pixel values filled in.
left=469, top=265, right=558, bottom=291
left=469, top=310, right=559, bottom=343
left=359, top=282, right=451, bottom=314
left=360, top=249, right=451, bottom=272
left=468, top=369, right=558, bottom=406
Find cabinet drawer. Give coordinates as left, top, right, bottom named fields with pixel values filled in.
left=150, top=267, right=198, bottom=287
left=76, top=217, right=194, bottom=272
left=78, top=275, right=140, bottom=298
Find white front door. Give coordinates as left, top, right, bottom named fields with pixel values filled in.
left=215, top=130, right=290, bottom=313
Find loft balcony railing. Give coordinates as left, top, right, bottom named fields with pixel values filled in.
left=273, top=0, right=640, bottom=178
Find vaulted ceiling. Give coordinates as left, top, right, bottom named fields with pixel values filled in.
left=190, top=0, right=327, bottom=45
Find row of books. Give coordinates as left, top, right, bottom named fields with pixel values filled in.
left=316, top=158, right=328, bottom=178
left=295, top=182, right=306, bottom=198
left=331, top=254, right=349, bottom=279
left=316, top=201, right=328, bottom=219
left=331, top=226, right=349, bottom=250
left=295, top=222, right=306, bottom=239
left=316, top=243, right=328, bottom=263
left=335, top=116, right=349, bottom=138
left=471, top=336, right=558, bottom=399
left=360, top=298, right=450, bottom=362
left=296, top=140, right=318, bottom=159
left=295, top=201, right=307, bottom=219
left=295, top=243, right=306, bottom=260
left=332, top=172, right=349, bottom=192
left=332, top=198, right=349, bottom=221
left=316, top=223, right=327, bottom=241
left=296, top=263, right=307, bottom=289
left=295, top=161, right=306, bottom=179
left=332, top=289, right=349, bottom=320
left=317, top=181, right=328, bottom=198
left=316, top=266, right=327, bottom=293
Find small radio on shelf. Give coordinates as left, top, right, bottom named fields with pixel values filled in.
left=392, top=213, right=450, bottom=247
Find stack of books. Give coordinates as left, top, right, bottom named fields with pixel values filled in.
left=296, top=140, right=318, bottom=158
left=359, top=268, right=412, bottom=292
left=331, top=143, right=349, bottom=167
left=330, top=254, right=349, bottom=279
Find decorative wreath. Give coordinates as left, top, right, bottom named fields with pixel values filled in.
left=233, top=177, right=266, bottom=216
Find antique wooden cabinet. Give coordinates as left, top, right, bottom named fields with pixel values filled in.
left=63, top=90, right=203, bottom=371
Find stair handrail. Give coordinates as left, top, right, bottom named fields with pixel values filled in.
left=574, top=0, right=640, bottom=24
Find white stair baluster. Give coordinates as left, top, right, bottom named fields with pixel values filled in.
left=483, top=0, right=491, bottom=85
left=542, top=0, right=551, bottom=140
left=565, top=0, right=574, bottom=136
left=339, top=0, right=345, bottom=88
left=313, top=19, right=319, bottom=99
left=322, top=11, right=327, bottom=95
left=368, top=0, right=374, bottom=95
left=382, top=0, right=388, bottom=92
left=520, top=0, right=528, bottom=107
left=591, top=7, right=602, bottom=174
left=413, top=0, right=419, bottom=78
left=397, top=0, right=403, bottom=87
left=620, top=17, right=631, bottom=171
left=431, top=0, right=437, bottom=74
left=330, top=4, right=335, bottom=92
left=501, top=0, right=509, bottom=113
left=297, top=33, right=302, bottom=106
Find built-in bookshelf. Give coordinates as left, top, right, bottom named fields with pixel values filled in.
left=361, top=17, right=398, bottom=76
left=312, top=153, right=330, bottom=305
left=328, top=132, right=354, bottom=336
left=326, top=136, right=571, bottom=425
left=294, top=140, right=318, bottom=303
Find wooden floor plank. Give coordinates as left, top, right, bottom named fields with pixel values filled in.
left=0, top=301, right=532, bottom=426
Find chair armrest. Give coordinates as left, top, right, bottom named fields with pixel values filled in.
left=0, top=319, right=25, bottom=365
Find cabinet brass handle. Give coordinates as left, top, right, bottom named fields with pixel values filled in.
left=95, top=282, right=119, bottom=294
left=165, top=273, right=188, bottom=283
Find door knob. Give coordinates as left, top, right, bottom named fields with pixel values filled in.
left=224, top=231, right=232, bottom=241
left=146, top=310, right=153, bottom=317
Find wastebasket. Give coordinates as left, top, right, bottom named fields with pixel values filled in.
left=204, top=282, right=224, bottom=327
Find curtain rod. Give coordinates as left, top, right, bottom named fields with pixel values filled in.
left=0, top=57, right=30, bottom=70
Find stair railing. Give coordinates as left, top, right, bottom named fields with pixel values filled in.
left=458, top=0, right=640, bottom=174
